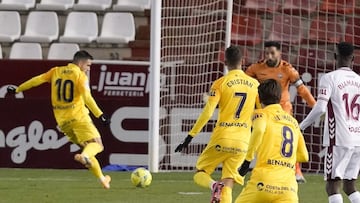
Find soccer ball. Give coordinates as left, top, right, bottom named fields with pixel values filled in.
left=131, top=167, right=152, bottom=188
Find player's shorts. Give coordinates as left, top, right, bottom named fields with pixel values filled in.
left=325, top=145, right=360, bottom=180
left=235, top=179, right=298, bottom=203
left=196, top=138, right=247, bottom=185
left=59, top=117, right=101, bottom=145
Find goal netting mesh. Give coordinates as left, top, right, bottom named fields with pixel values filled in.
left=159, top=0, right=360, bottom=173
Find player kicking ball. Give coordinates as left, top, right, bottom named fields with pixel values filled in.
left=7, top=51, right=112, bottom=189
left=300, top=42, right=360, bottom=203
left=175, top=45, right=259, bottom=203
left=235, top=79, right=309, bottom=203
left=245, top=41, right=316, bottom=183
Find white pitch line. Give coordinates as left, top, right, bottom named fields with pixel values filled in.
left=178, top=192, right=203, bottom=195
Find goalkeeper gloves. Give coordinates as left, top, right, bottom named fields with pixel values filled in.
left=7, top=86, right=17, bottom=94
left=174, top=135, right=193, bottom=152
left=238, top=160, right=251, bottom=176
left=99, top=114, right=111, bottom=126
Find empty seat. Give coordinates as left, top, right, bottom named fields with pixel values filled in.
left=0, top=0, right=35, bottom=10
left=36, top=0, right=74, bottom=11
left=59, top=12, right=98, bottom=43
left=231, top=14, right=262, bottom=45
left=73, top=0, right=112, bottom=11
left=242, top=0, right=281, bottom=13
left=97, top=12, right=135, bottom=44
left=9, top=43, right=42, bottom=59
left=308, top=16, right=343, bottom=44
left=112, top=0, right=151, bottom=12
left=48, top=43, right=79, bottom=60
left=20, top=12, right=59, bottom=43
left=345, top=17, right=360, bottom=47
left=282, top=0, right=319, bottom=15
left=267, top=14, right=303, bottom=44
left=0, top=11, right=20, bottom=42
left=320, top=0, right=354, bottom=14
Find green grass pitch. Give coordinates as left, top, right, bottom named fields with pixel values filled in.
left=0, top=168, right=357, bottom=203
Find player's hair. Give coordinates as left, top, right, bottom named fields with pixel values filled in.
left=258, top=79, right=282, bottom=105
left=73, top=50, right=93, bottom=63
left=337, top=42, right=354, bottom=58
left=264, top=41, right=281, bottom=50
left=225, top=45, right=242, bottom=68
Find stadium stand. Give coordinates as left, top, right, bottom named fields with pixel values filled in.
left=0, top=0, right=35, bottom=11
left=320, top=0, right=355, bottom=14
left=267, top=14, right=303, bottom=44
left=47, top=43, right=79, bottom=60
left=9, top=42, right=42, bottom=59
left=345, top=16, right=360, bottom=47
left=282, top=0, right=319, bottom=15
left=36, top=0, right=75, bottom=11
left=59, top=12, right=98, bottom=43
left=308, top=15, right=343, bottom=44
left=231, top=14, right=263, bottom=45
left=73, top=0, right=112, bottom=11
left=20, top=11, right=59, bottom=43
left=97, top=12, right=135, bottom=44
left=0, top=11, right=21, bottom=43
left=112, top=0, right=151, bottom=12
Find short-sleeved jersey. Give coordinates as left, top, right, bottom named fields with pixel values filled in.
left=189, top=69, right=259, bottom=142
left=317, top=67, right=360, bottom=147
left=16, top=63, right=102, bottom=126
left=245, top=60, right=300, bottom=107
left=246, top=104, right=308, bottom=182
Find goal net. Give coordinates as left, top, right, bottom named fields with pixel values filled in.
left=158, top=0, right=360, bottom=173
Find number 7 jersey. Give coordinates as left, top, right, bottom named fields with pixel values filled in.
left=318, top=67, right=360, bottom=147
left=16, top=63, right=103, bottom=126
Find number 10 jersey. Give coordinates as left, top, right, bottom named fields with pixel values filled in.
left=318, top=67, right=360, bottom=147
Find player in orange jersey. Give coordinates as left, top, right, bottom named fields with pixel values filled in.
left=245, top=41, right=316, bottom=183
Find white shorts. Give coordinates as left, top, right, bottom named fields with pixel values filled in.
left=325, top=145, right=360, bottom=180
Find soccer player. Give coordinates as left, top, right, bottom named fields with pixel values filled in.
left=175, top=45, right=259, bottom=203
left=7, top=51, right=112, bottom=189
left=300, top=42, right=360, bottom=203
left=235, top=79, right=309, bottom=203
left=245, top=41, right=315, bottom=183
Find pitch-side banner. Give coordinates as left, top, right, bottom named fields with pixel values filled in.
left=0, top=60, right=153, bottom=168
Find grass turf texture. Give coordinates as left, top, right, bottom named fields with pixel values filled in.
left=0, top=168, right=356, bottom=203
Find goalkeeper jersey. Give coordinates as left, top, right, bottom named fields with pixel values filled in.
left=189, top=69, right=259, bottom=142
left=246, top=104, right=309, bottom=181
left=16, top=63, right=103, bottom=126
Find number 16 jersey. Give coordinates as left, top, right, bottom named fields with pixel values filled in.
left=16, top=63, right=103, bottom=126
left=317, top=67, right=360, bottom=147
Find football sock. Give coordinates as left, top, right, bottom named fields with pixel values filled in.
left=88, top=156, right=104, bottom=179
left=348, top=191, right=360, bottom=203
left=82, top=142, right=103, bottom=158
left=329, top=194, right=343, bottom=203
left=193, top=171, right=214, bottom=189
left=221, top=186, right=232, bottom=203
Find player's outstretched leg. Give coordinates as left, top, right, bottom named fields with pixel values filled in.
left=295, top=162, right=306, bottom=183
left=88, top=156, right=111, bottom=189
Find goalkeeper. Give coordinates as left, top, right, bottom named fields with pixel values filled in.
left=235, top=79, right=309, bottom=203
left=245, top=41, right=315, bottom=183
left=175, top=45, right=259, bottom=203
left=7, top=51, right=112, bottom=189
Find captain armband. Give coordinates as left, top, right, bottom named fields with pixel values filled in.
left=293, top=79, right=304, bottom=87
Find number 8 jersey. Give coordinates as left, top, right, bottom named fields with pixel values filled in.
left=246, top=104, right=309, bottom=181
left=16, top=63, right=103, bottom=126
left=317, top=67, right=360, bottom=147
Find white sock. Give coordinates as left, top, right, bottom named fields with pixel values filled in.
left=209, top=180, right=216, bottom=190
left=329, top=194, right=343, bottom=203
left=349, top=191, right=360, bottom=203
left=99, top=175, right=106, bottom=181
